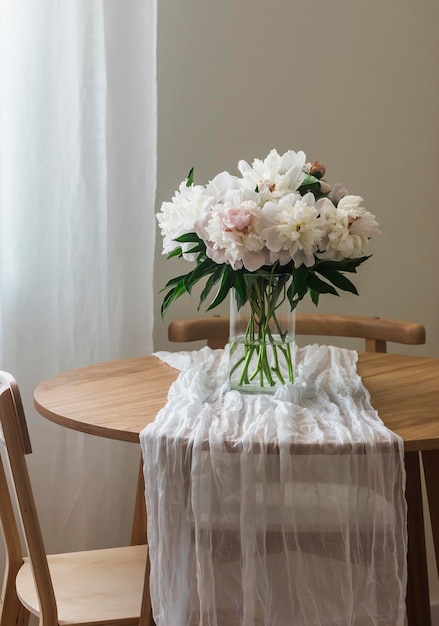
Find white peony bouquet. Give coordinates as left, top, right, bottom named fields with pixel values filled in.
left=157, top=148, right=380, bottom=317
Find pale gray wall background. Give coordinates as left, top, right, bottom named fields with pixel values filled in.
left=154, top=0, right=439, bottom=606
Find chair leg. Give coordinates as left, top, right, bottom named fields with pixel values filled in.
left=405, top=451, right=431, bottom=625
left=0, top=597, right=30, bottom=626
left=16, top=604, right=30, bottom=626
left=421, top=449, right=439, bottom=578
left=131, top=458, right=147, bottom=546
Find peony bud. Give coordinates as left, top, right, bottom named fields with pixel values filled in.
left=309, top=161, right=326, bottom=179
left=329, top=183, right=348, bottom=205
left=319, top=180, right=332, bottom=194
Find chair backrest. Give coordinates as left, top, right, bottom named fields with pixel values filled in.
left=168, top=313, right=426, bottom=353
left=0, top=428, right=27, bottom=625
left=0, top=372, right=58, bottom=624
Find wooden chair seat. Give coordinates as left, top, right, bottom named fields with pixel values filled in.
left=16, top=545, right=147, bottom=625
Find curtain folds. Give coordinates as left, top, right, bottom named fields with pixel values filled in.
left=0, top=0, right=156, bottom=558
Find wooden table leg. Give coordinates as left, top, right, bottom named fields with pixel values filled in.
left=139, top=546, right=155, bottom=626
left=421, top=449, right=439, bottom=578
left=131, top=460, right=155, bottom=623
left=405, top=451, right=431, bottom=625
left=131, top=458, right=148, bottom=545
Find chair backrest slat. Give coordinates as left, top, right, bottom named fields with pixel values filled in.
left=168, top=313, right=426, bottom=353
left=0, top=373, right=58, bottom=624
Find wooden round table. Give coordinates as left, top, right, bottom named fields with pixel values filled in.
left=34, top=352, right=439, bottom=626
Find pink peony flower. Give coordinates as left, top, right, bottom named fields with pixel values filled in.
left=223, top=207, right=253, bottom=232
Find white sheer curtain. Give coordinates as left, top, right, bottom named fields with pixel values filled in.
left=0, top=0, right=156, bottom=562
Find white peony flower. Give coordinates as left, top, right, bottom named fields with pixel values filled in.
left=157, top=181, right=215, bottom=260
left=195, top=189, right=268, bottom=271
left=260, top=192, right=324, bottom=267
left=205, top=170, right=244, bottom=201
left=317, top=195, right=381, bottom=260
left=238, top=149, right=307, bottom=201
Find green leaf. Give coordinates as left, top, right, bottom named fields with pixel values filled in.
left=298, top=174, right=321, bottom=197
left=300, top=174, right=319, bottom=187
left=308, top=288, right=320, bottom=306
left=299, top=183, right=321, bottom=197
left=184, top=258, right=216, bottom=294
left=206, top=267, right=234, bottom=311
left=306, top=272, right=339, bottom=296
left=186, top=167, right=194, bottom=186
left=185, top=242, right=206, bottom=255
left=287, top=265, right=308, bottom=308
left=199, top=265, right=224, bottom=307
left=315, top=256, right=371, bottom=273
left=166, top=247, right=183, bottom=260
left=232, top=272, right=248, bottom=309
left=316, top=269, right=359, bottom=295
left=161, top=274, right=187, bottom=290
left=174, top=232, right=202, bottom=244
left=161, top=278, right=188, bottom=317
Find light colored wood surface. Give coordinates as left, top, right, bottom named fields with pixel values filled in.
left=34, top=352, right=439, bottom=452
left=16, top=546, right=148, bottom=625
left=131, top=459, right=148, bottom=546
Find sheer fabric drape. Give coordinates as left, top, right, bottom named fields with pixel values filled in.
left=0, top=0, right=156, bottom=560
left=142, top=346, right=407, bottom=626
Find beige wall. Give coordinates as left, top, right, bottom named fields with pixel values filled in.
left=154, top=0, right=439, bottom=603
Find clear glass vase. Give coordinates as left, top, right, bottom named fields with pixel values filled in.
left=229, top=273, right=295, bottom=394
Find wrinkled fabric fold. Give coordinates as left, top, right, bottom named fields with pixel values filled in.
left=141, top=345, right=407, bottom=626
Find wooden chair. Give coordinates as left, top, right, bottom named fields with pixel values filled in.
left=0, top=371, right=153, bottom=626
left=168, top=313, right=426, bottom=353
left=168, top=312, right=429, bottom=625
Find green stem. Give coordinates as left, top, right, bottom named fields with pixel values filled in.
left=229, top=272, right=295, bottom=391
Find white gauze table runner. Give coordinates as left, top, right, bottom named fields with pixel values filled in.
left=140, top=344, right=407, bottom=626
